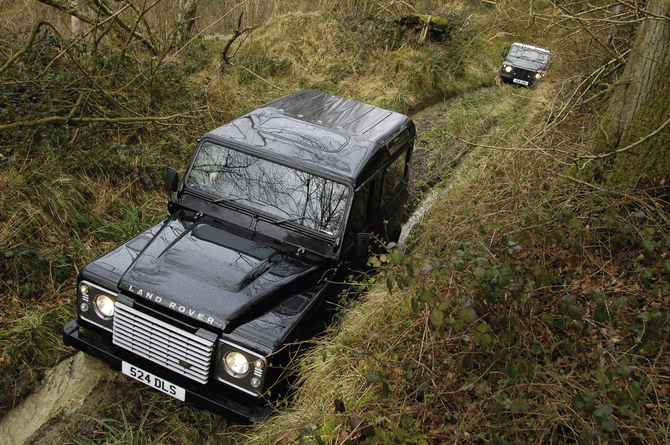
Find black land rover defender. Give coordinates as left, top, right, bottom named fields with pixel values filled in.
left=498, top=42, right=550, bottom=87
left=63, top=89, right=415, bottom=421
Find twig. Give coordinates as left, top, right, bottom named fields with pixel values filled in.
left=443, top=131, right=571, bottom=156
left=578, top=115, right=670, bottom=164
left=0, top=112, right=205, bottom=132
left=555, top=173, right=604, bottom=191
left=0, top=20, right=50, bottom=76
left=229, top=62, right=283, bottom=90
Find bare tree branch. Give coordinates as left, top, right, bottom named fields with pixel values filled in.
left=37, top=0, right=159, bottom=55
left=579, top=115, right=670, bottom=163
left=0, top=112, right=206, bottom=133
left=221, top=12, right=259, bottom=72
left=555, top=3, right=627, bottom=65
left=0, top=20, right=51, bottom=76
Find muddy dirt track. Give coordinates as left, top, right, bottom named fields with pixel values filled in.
left=0, top=96, right=470, bottom=445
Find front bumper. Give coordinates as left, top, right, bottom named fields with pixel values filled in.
left=63, top=319, right=274, bottom=422
left=498, top=67, right=536, bottom=87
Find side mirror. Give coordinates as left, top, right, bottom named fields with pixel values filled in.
left=355, top=233, right=371, bottom=259
left=165, top=167, right=179, bottom=193
left=501, top=50, right=508, bottom=58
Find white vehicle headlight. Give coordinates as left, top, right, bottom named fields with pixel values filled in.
left=535, top=73, right=542, bottom=79
left=94, top=294, right=116, bottom=318
left=504, top=65, right=513, bottom=73
left=224, top=352, right=250, bottom=378
left=216, top=341, right=266, bottom=395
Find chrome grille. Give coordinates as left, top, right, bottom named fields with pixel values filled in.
left=514, top=68, right=534, bottom=81
left=113, top=302, right=215, bottom=384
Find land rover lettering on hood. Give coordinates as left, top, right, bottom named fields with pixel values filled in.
left=63, top=89, right=415, bottom=421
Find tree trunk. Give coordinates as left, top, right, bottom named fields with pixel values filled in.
left=178, top=0, right=199, bottom=44
left=37, top=0, right=159, bottom=55
left=604, top=0, right=670, bottom=182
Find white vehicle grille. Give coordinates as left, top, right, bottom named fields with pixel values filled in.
left=113, top=302, right=215, bottom=384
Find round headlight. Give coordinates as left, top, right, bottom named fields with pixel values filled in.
left=224, top=352, right=249, bottom=378
left=504, top=65, right=513, bottom=73
left=94, top=295, right=115, bottom=319
left=535, top=73, right=542, bottom=79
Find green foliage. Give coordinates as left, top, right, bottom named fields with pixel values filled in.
left=73, top=403, right=163, bottom=445
left=354, top=122, right=669, bottom=442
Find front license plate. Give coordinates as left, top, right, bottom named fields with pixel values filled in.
left=513, top=78, right=529, bottom=86
left=122, top=362, right=186, bottom=401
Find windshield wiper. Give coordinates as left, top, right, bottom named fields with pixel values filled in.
left=211, top=196, right=246, bottom=205
left=272, top=215, right=306, bottom=226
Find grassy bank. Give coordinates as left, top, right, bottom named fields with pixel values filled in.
left=249, top=83, right=669, bottom=443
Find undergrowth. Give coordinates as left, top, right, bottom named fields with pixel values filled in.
left=247, top=83, right=669, bottom=444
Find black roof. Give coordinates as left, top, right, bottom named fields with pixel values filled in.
left=202, top=89, right=414, bottom=183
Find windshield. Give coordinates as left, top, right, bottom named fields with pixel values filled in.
left=186, top=142, right=350, bottom=236
left=509, top=45, right=549, bottom=65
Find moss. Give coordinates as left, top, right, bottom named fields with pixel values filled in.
left=613, top=55, right=670, bottom=182
left=410, top=14, right=453, bottom=31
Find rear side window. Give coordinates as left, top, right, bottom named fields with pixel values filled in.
left=381, top=149, right=409, bottom=205
left=388, top=129, right=411, bottom=155
left=343, top=183, right=372, bottom=247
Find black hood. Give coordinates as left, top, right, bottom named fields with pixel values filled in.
left=118, top=213, right=320, bottom=332
left=506, top=55, right=547, bottom=72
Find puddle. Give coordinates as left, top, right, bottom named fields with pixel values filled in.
left=0, top=352, right=114, bottom=445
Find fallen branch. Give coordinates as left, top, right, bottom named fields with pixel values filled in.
left=0, top=112, right=205, bottom=133
left=0, top=20, right=51, bottom=76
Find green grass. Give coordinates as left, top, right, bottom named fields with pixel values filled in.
left=0, top=304, right=74, bottom=384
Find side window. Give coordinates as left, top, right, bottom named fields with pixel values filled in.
left=344, top=183, right=371, bottom=247
left=388, top=129, right=410, bottom=155
left=381, top=149, right=408, bottom=205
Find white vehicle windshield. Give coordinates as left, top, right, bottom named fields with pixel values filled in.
left=509, top=45, right=549, bottom=64
left=186, top=142, right=350, bottom=236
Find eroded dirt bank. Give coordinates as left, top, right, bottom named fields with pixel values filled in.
left=0, top=353, right=116, bottom=445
